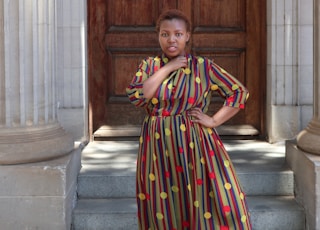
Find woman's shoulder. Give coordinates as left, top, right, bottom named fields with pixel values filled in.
left=188, top=54, right=213, bottom=64
left=140, top=55, right=164, bottom=63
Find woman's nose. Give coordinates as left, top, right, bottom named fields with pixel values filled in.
left=168, top=35, right=176, bottom=42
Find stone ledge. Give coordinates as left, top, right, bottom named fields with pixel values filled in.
left=0, top=147, right=81, bottom=196
left=94, top=125, right=260, bottom=139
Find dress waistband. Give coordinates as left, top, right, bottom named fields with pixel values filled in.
left=149, top=111, right=187, bottom=118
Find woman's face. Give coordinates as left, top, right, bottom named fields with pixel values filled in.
left=158, top=19, right=190, bottom=59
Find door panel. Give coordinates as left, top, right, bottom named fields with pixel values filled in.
left=194, top=0, right=245, bottom=28
left=88, top=0, right=266, bottom=137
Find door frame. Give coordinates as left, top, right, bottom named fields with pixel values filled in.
left=87, top=0, right=266, bottom=140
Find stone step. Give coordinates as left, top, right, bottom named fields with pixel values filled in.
left=77, top=140, right=293, bottom=198
left=93, top=125, right=260, bottom=140
left=72, top=196, right=305, bottom=230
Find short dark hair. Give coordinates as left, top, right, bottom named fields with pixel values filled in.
left=156, top=9, right=191, bottom=33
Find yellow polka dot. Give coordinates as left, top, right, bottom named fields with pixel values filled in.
left=165, top=149, right=169, bottom=157
left=194, top=201, right=199, bottom=207
left=211, top=84, right=219, bottom=91
left=188, top=163, right=194, bottom=170
left=232, top=84, right=239, bottom=90
left=163, top=57, right=169, bottom=63
left=149, top=173, right=155, bottom=181
left=163, top=79, right=169, bottom=84
left=207, top=128, right=213, bottom=134
left=180, top=124, right=186, bottom=131
left=209, top=191, right=214, bottom=198
left=241, top=215, right=247, bottom=223
left=160, top=192, right=168, bottom=199
left=139, top=136, right=143, bottom=144
left=184, top=68, right=191, bottom=74
left=196, top=77, right=201, bottom=84
left=151, top=98, right=158, bottom=104
left=138, top=193, right=146, bottom=200
left=246, top=93, right=250, bottom=100
left=151, top=117, right=156, bottom=121
left=187, top=184, right=191, bottom=191
left=168, top=83, right=173, bottom=89
left=224, top=160, right=230, bottom=167
left=153, top=153, right=157, bottom=161
left=221, top=68, right=227, bottom=73
left=155, top=132, right=160, bottom=139
left=198, top=57, right=204, bottom=64
left=134, top=91, right=140, bottom=98
left=156, top=212, right=164, bottom=220
left=165, top=128, right=171, bottom=136
left=225, top=183, right=232, bottom=190
left=201, top=157, right=205, bottom=164
left=172, top=186, right=179, bottom=192
left=204, top=212, right=212, bottom=219
left=204, top=92, right=208, bottom=97
left=189, top=142, right=194, bottom=149
left=136, top=71, right=142, bottom=77
left=154, top=57, right=160, bottom=61
left=240, top=192, right=245, bottom=200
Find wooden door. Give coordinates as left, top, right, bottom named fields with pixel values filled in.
left=88, top=0, right=266, bottom=138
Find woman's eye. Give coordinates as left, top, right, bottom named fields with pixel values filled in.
left=176, top=33, right=183, bottom=37
left=161, top=33, right=168, bottom=37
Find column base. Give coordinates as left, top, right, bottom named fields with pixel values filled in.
left=297, top=118, right=320, bottom=155
left=0, top=146, right=81, bottom=230
left=0, top=123, right=74, bottom=164
left=286, top=140, right=320, bottom=230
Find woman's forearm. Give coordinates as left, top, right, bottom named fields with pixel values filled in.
left=211, top=106, right=240, bottom=128
left=142, top=66, right=172, bottom=99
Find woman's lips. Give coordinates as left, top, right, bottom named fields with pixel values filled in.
left=168, top=46, right=177, bottom=52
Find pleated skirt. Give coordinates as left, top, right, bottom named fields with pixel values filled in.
left=136, top=114, right=251, bottom=230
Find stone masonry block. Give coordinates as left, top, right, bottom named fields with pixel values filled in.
left=0, top=147, right=81, bottom=230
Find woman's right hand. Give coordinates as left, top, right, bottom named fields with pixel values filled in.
left=165, top=56, right=188, bottom=72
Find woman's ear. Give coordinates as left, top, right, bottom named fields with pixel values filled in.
left=186, top=32, right=191, bottom=43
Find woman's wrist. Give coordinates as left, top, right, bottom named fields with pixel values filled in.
left=210, top=116, right=219, bottom=128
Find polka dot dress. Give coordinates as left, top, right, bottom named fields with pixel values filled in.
left=126, top=54, right=251, bottom=230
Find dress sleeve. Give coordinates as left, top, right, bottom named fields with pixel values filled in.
left=208, top=60, right=249, bottom=109
left=126, top=58, right=151, bottom=108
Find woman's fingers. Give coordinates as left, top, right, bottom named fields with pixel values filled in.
left=170, top=56, right=188, bottom=68
left=188, top=108, right=214, bottom=128
left=188, top=107, right=202, bottom=117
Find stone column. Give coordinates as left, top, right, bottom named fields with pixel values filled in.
left=0, top=0, right=73, bottom=164
left=296, top=0, right=320, bottom=154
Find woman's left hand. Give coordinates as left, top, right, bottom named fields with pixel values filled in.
left=188, top=106, right=241, bottom=129
left=188, top=107, right=215, bottom=128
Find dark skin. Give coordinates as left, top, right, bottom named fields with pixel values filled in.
left=143, top=18, right=240, bottom=129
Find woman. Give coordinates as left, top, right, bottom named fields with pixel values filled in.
left=126, top=9, right=251, bottom=230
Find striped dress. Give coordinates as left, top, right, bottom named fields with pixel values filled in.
left=126, top=54, right=251, bottom=230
